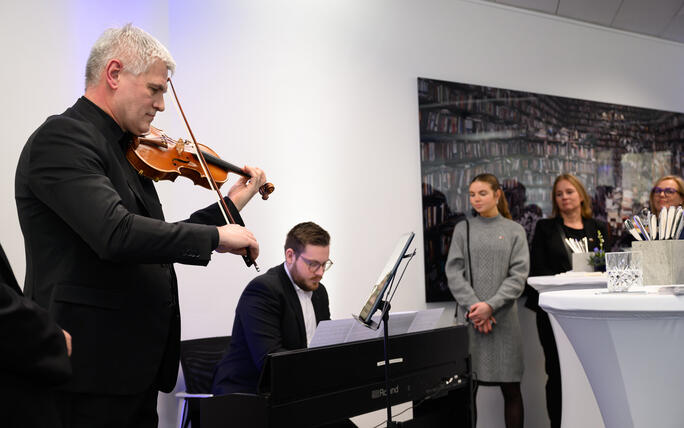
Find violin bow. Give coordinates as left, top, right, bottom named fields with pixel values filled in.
left=166, top=77, right=259, bottom=271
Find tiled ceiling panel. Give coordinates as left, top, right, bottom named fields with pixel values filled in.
left=483, top=0, right=684, bottom=44
left=661, top=13, right=684, bottom=42
left=557, top=0, right=621, bottom=26
left=494, top=0, right=559, bottom=14
left=611, top=0, right=683, bottom=35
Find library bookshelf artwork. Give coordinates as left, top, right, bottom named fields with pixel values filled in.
left=418, top=77, right=684, bottom=302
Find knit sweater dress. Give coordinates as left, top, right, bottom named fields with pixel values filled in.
left=446, top=214, right=530, bottom=382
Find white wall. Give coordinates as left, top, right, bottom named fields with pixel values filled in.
left=2, top=1, right=684, bottom=427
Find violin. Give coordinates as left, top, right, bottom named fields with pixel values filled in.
left=127, top=126, right=275, bottom=199
left=126, top=77, right=273, bottom=271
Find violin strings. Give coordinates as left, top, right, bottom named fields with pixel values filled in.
left=149, top=78, right=260, bottom=272
left=166, top=78, right=231, bottom=226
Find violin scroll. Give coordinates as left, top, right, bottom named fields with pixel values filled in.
left=259, top=182, right=275, bottom=200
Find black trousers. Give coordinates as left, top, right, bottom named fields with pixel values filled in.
left=536, top=310, right=561, bottom=428
left=57, top=387, right=159, bottom=428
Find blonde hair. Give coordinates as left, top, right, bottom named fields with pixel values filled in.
left=551, top=174, right=592, bottom=218
left=470, top=173, right=512, bottom=219
left=85, top=23, right=176, bottom=89
left=649, top=175, right=684, bottom=213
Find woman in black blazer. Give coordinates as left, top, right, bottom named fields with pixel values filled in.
left=526, top=174, right=608, bottom=428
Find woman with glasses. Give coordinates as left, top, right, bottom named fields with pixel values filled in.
left=526, top=173, right=608, bottom=428
left=446, top=173, right=529, bottom=428
left=649, top=175, right=684, bottom=218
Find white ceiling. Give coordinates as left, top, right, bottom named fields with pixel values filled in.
left=485, top=0, right=684, bottom=44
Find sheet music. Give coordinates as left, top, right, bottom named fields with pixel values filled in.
left=344, top=319, right=383, bottom=342
left=307, top=318, right=356, bottom=346
left=309, top=308, right=444, bottom=348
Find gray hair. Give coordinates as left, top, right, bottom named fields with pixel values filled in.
left=85, top=23, right=176, bottom=89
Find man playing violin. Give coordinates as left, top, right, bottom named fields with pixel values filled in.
left=15, top=24, right=265, bottom=427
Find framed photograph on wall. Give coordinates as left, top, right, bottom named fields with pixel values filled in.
left=418, top=77, right=684, bottom=302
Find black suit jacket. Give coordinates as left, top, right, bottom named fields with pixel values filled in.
left=0, top=243, right=71, bottom=427
left=211, top=264, right=330, bottom=395
left=0, top=243, right=71, bottom=387
left=526, top=216, right=608, bottom=310
left=15, top=97, right=242, bottom=395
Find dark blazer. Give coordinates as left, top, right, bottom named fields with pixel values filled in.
left=526, top=217, right=608, bottom=311
left=15, top=97, right=241, bottom=395
left=0, top=243, right=71, bottom=427
left=0, top=243, right=71, bottom=386
left=211, top=264, right=330, bottom=395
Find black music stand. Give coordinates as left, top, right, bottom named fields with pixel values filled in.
left=353, top=232, right=416, bottom=427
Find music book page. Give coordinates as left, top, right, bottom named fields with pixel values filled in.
left=309, top=308, right=444, bottom=348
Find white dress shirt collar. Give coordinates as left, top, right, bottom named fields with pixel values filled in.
left=283, top=262, right=316, bottom=345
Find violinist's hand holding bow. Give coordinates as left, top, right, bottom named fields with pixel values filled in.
left=216, top=224, right=260, bottom=259
left=228, top=165, right=267, bottom=211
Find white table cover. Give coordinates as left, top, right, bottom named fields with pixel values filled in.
left=527, top=273, right=606, bottom=292
left=527, top=275, right=606, bottom=428
left=540, top=286, right=684, bottom=428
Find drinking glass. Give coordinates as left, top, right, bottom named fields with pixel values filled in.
left=605, top=251, right=643, bottom=292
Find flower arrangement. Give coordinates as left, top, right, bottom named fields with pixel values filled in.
left=588, top=230, right=605, bottom=271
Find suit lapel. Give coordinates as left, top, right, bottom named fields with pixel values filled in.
left=583, top=219, right=599, bottom=250
left=133, top=175, right=165, bottom=220
left=311, top=290, right=324, bottom=323
left=277, top=264, right=307, bottom=345
left=115, top=141, right=164, bottom=219
left=554, top=217, right=573, bottom=262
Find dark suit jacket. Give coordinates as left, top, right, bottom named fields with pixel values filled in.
left=526, top=216, right=608, bottom=311
left=0, top=243, right=71, bottom=386
left=0, top=243, right=71, bottom=427
left=211, top=264, right=331, bottom=395
left=15, top=97, right=241, bottom=395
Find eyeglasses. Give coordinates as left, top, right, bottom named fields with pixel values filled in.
left=651, top=187, right=681, bottom=196
left=298, top=255, right=333, bottom=273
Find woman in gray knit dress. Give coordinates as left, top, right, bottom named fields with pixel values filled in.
left=446, top=173, right=529, bottom=428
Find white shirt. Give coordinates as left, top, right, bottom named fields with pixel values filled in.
left=283, top=262, right=317, bottom=345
